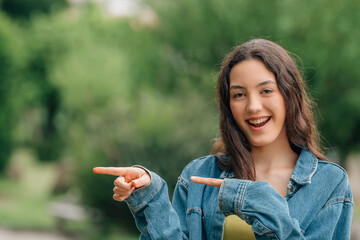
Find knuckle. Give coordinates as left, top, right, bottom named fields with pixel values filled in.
left=132, top=180, right=138, bottom=187
left=114, top=179, right=119, bottom=186
left=113, top=194, right=119, bottom=201
left=113, top=187, right=120, bottom=194
left=113, top=193, right=126, bottom=202
left=114, top=177, right=124, bottom=187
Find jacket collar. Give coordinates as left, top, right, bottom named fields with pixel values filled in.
left=290, top=148, right=318, bottom=185
left=219, top=148, right=318, bottom=185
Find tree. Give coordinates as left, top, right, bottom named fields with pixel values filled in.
left=1, top=0, right=67, bottom=19
left=0, top=13, right=24, bottom=172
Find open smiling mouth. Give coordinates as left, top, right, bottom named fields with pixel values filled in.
left=247, top=117, right=271, bottom=128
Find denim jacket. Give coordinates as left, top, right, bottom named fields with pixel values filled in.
left=125, top=149, right=353, bottom=239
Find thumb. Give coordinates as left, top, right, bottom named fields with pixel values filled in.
left=131, top=173, right=151, bottom=188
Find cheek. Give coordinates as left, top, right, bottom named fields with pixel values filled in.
left=269, top=97, right=286, bottom=123
left=229, top=102, right=247, bottom=129
left=230, top=102, right=244, bottom=120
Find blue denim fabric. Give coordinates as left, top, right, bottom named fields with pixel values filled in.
left=125, top=149, right=353, bottom=239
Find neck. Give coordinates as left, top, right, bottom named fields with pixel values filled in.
left=251, top=129, right=298, bottom=172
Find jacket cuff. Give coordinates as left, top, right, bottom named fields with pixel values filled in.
left=125, top=170, right=162, bottom=212
left=218, top=178, right=250, bottom=216
left=132, top=165, right=152, bottom=182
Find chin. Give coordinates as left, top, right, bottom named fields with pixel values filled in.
left=249, top=139, right=274, bottom=148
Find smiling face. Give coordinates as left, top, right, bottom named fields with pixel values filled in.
left=229, top=59, right=287, bottom=149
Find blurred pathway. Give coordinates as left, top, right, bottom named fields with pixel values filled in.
left=0, top=227, right=74, bottom=240
left=353, top=220, right=360, bottom=240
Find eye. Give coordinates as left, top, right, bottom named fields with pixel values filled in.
left=262, top=89, right=273, bottom=94
left=233, top=92, right=245, bottom=98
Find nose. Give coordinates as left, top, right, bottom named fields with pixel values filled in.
left=246, top=94, right=262, bottom=113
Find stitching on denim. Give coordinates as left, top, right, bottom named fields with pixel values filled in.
left=265, top=233, right=279, bottom=240
left=186, top=207, right=202, bottom=231
left=323, top=197, right=353, bottom=210
left=291, top=175, right=311, bottom=185
left=186, top=207, right=202, bottom=215
left=241, top=181, right=249, bottom=212
left=236, top=181, right=248, bottom=215
left=234, top=181, right=240, bottom=215
left=131, top=176, right=163, bottom=212
left=177, top=176, right=189, bottom=190
left=291, top=153, right=318, bottom=185
left=318, top=160, right=348, bottom=175
left=307, top=155, right=318, bottom=182
left=252, top=218, right=273, bottom=236
left=319, top=197, right=353, bottom=213
left=218, top=179, right=226, bottom=214
left=345, top=183, right=353, bottom=201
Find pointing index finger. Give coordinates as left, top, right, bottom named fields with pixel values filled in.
left=191, top=176, right=223, bottom=188
left=93, top=167, right=130, bottom=176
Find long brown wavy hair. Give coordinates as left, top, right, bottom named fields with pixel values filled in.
left=212, top=39, right=327, bottom=180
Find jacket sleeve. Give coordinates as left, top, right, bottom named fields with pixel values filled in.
left=124, top=170, right=189, bottom=240
left=218, top=179, right=353, bottom=239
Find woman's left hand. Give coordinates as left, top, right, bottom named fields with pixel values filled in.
left=191, top=176, right=223, bottom=188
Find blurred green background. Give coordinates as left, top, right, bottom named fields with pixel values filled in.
left=0, top=0, right=359, bottom=239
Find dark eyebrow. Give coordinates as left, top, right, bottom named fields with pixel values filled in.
left=257, top=80, right=276, bottom=87
left=230, top=80, right=276, bottom=90
left=229, top=85, right=245, bottom=90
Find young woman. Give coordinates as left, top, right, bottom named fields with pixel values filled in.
left=94, top=39, right=353, bottom=239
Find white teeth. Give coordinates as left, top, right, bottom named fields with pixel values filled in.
left=248, top=117, right=269, bottom=125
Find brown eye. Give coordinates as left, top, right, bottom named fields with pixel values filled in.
left=234, top=92, right=245, bottom=98
left=262, top=89, right=273, bottom=94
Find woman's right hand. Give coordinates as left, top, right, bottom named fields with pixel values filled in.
left=93, top=167, right=151, bottom=201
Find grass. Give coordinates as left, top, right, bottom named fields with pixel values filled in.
left=0, top=148, right=138, bottom=240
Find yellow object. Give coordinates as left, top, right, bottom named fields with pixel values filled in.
left=223, top=215, right=255, bottom=240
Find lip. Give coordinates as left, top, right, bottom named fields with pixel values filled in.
left=246, top=116, right=271, bottom=131
left=246, top=116, right=270, bottom=121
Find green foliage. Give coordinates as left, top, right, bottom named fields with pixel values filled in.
left=279, top=0, right=360, bottom=160
left=0, top=0, right=359, bottom=233
left=150, top=0, right=360, bottom=160
left=1, top=0, right=68, bottom=19
left=0, top=12, right=24, bottom=172
left=0, top=149, right=61, bottom=229
left=4, top=6, right=216, bottom=228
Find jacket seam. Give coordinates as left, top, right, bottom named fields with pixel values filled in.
left=252, top=218, right=275, bottom=238
left=318, top=160, right=348, bottom=175
left=186, top=207, right=202, bottom=215
left=131, top=177, right=163, bottom=212
left=322, top=197, right=353, bottom=210
left=218, top=179, right=226, bottom=214
left=177, top=176, right=189, bottom=190
left=236, top=181, right=249, bottom=214
left=186, top=207, right=203, bottom=236
left=182, top=156, right=210, bottom=173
